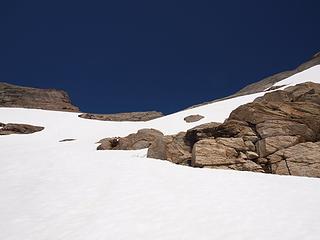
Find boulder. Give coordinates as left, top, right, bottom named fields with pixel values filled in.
left=267, top=142, right=320, bottom=177
left=97, top=129, right=163, bottom=150
left=147, top=132, right=191, bottom=164
left=0, top=82, right=79, bottom=112
left=0, top=123, right=44, bottom=135
left=191, top=139, right=239, bottom=167
left=184, top=114, right=204, bottom=123
left=79, top=111, right=163, bottom=122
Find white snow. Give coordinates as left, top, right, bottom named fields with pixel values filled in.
left=1, top=65, right=320, bottom=240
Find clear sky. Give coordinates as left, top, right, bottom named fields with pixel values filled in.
left=1, top=0, right=319, bottom=114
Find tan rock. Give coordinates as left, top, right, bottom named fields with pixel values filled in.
left=79, top=111, right=163, bottom=122
left=0, top=123, right=44, bottom=135
left=215, top=137, right=248, bottom=151
left=147, top=132, right=191, bottom=164
left=184, top=114, right=204, bottom=123
left=191, top=139, right=240, bottom=167
left=185, top=122, right=221, bottom=145
left=246, top=151, right=259, bottom=160
left=0, top=82, right=79, bottom=112
left=268, top=142, right=320, bottom=177
left=97, top=129, right=163, bottom=150
left=256, top=120, right=315, bottom=140
left=256, top=135, right=302, bottom=157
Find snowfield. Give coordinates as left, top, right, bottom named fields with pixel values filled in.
left=1, top=65, right=320, bottom=240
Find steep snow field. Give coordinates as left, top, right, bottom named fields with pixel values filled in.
left=1, top=65, right=320, bottom=240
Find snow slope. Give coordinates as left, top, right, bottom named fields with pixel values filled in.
left=1, top=65, right=320, bottom=240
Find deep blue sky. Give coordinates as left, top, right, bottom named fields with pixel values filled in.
left=1, top=0, right=319, bottom=114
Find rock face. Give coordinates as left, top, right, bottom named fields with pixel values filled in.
left=0, top=82, right=79, bottom=112
left=97, top=129, right=163, bottom=150
left=0, top=123, right=44, bottom=135
left=98, top=82, right=320, bottom=178
left=147, top=132, right=192, bottom=165
left=184, top=114, right=204, bottom=123
left=79, top=111, right=163, bottom=121
left=267, top=142, right=320, bottom=177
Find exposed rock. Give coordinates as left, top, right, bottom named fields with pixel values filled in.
left=97, top=137, right=118, bottom=150
left=268, top=142, right=320, bottom=177
left=0, top=82, right=79, bottom=112
left=147, top=132, right=191, bottom=164
left=97, top=129, right=163, bottom=150
left=184, top=114, right=204, bottom=123
left=191, top=139, right=239, bottom=167
left=191, top=139, right=264, bottom=172
left=0, top=123, right=44, bottom=135
left=184, top=122, right=222, bottom=145
left=209, top=120, right=259, bottom=142
left=59, top=139, right=76, bottom=142
left=235, top=53, right=320, bottom=96
left=244, top=140, right=256, bottom=151
left=246, top=151, right=259, bottom=160
left=255, top=120, right=315, bottom=141
left=256, top=136, right=301, bottom=158
left=215, top=137, right=248, bottom=151
left=79, top=111, right=163, bottom=122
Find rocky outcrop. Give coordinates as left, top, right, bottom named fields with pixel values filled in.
left=79, top=111, right=163, bottom=122
left=97, top=82, right=320, bottom=177
left=184, top=122, right=222, bottom=144
left=147, top=132, right=191, bottom=165
left=267, top=142, right=320, bottom=177
left=97, top=129, right=163, bottom=150
left=0, top=123, right=44, bottom=135
left=0, top=82, right=79, bottom=112
left=184, top=114, right=204, bottom=123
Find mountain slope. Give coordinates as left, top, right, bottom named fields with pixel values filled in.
left=1, top=65, right=320, bottom=239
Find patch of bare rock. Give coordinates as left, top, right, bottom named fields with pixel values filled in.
left=184, top=114, right=204, bottom=123
left=0, top=82, right=79, bottom=112
left=79, top=111, right=163, bottom=121
left=0, top=123, right=44, bottom=135
left=97, top=82, right=320, bottom=178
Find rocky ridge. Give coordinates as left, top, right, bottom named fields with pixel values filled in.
left=98, top=82, right=320, bottom=178
left=79, top=111, right=163, bottom=121
left=0, top=122, right=44, bottom=135
left=0, top=82, right=79, bottom=112
left=189, top=51, right=320, bottom=109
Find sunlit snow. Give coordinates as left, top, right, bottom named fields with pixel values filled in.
left=1, top=65, right=320, bottom=240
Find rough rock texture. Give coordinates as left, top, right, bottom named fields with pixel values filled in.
left=184, top=122, right=222, bottom=145
left=267, top=142, right=320, bottom=177
left=0, top=82, right=79, bottom=112
left=256, top=136, right=301, bottom=158
left=213, top=82, right=320, bottom=177
left=97, top=129, right=163, bottom=150
left=97, top=82, right=320, bottom=177
left=191, top=139, right=263, bottom=172
left=0, top=123, right=44, bottom=135
left=79, top=111, right=163, bottom=122
left=184, top=114, right=204, bottom=123
left=147, top=132, right=191, bottom=164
